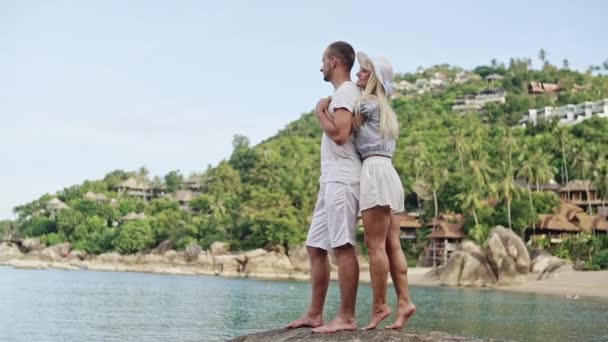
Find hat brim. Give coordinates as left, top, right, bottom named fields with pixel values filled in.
left=357, top=52, right=392, bottom=95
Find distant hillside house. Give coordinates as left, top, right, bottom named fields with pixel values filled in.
left=395, top=213, right=423, bottom=240
left=454, top=71, right=479, bottom=84
left=452, top=88, right=507, bottom=112
left=113, top=177, right=166, bottom=201
left=183, top=175, right=202, bottom=191
left=167, top=189, right=200, bottom=213
left=46, top=198, right=69, bottom=216
left=429, top=72, right=449, bottom=88
left=519, top=99, right=608, bottom=127
left=527, top=201, right=608, bottom=243
left=484, top=73, right=504, bottom=84
left=559, top=180, right=608, bottom=216
left=422, top=214, right=465, bottom=267
left=394, top=80, right=415, bottom=92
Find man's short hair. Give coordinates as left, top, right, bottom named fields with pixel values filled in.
left=327, top=41, right=355, bottom=71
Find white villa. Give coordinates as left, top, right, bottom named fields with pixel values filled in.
left=519, top=99, right=608, bottom=127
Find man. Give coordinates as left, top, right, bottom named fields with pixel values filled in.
left=286, top=41, right=361, bottom=333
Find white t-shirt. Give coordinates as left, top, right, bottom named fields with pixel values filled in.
left=319, top=81, right=362, bottom=184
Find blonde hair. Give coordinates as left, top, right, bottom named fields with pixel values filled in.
left=353, top=62, right=399, bottom=139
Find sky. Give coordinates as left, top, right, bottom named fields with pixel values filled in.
left=1, top=0, right=607, bottom=220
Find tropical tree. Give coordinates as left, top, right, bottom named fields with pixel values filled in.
left=422, top=155, right=448, bottom=221
left=457, top=176, right=483, bottom=226
left=493, top=161, right=519, bottom=230
left=517, top=151, right=536, bottom=230
left=136, top=166, right=149, bottom=202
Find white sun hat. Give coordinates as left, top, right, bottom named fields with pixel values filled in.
left=357, top=52, right=395, bottom=96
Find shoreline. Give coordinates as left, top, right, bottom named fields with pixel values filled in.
left=2, top=257, right=607, bottom=301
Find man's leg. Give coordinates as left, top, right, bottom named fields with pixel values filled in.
left=385, top=214, right=416, bottom=329
left=311, top=243, right=359, bottom=333
left=311, top=182, right=359, bottom=333
left=287, top=184, right=330, bottom=329
left=286, top=246, right=330, bottom=328
left=361, top=206, right=392, bottom=330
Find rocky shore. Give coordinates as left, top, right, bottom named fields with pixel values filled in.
left=228, top=327, right=507, bottom=342
left=0, top=239, right=369, bottom=281
left=2, top=229, right=607, bottom=300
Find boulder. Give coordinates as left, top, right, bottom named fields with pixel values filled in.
left=51, top=242, right=71, bottom=257
left=197, top=251, right=215, bottom=269
left=213, top=254, right=244, bottom=274
left=68, top=250, right=86, bottom=261
left=150, top=240, right=173, bottom=255
left=287, top=244, right=310, bottom=272
left=440, top=227, right=531, bottom=288
left=0, top=242, right=23, bottom=261
left=440, top=241, right=498, bottom=288
left=39, top=247, right=60, bottom=262
left=22, top=238, right=45, bottom=252
left=530, top=249, right=568, bottom=275
left=440, top=250, right=465, bottom=287
left=210, top=241, right=230, bottom=256
left=184, top=243, right=203, bottom=262
left=243, top=251, right=294, bottom=275
left=484, top=226, right=530, bottom=285
left=461, top=259, right=498, bottom=287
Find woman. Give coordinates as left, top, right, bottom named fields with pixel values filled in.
left=353, top=52, right=416, bottom=330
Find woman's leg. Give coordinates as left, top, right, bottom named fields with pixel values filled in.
left=361, top=206, right=392, bottom=330
left=385, top=214, right=416, bottom=329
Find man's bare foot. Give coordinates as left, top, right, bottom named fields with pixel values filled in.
left=361, top=305, right=391, bottom=330
left=311, top=316, right=357, bottom=333
left=385, top=303, right=416, bottom=330
left=285, top=314, right=323, bottom=329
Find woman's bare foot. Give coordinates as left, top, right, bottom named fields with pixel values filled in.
left=361, top=305, right=392, bottom=330
left=311, top=316, right=357, bottom=333
left=285, top=313, right=323, bottom=329
left=385, top=303, right=416, bottom=330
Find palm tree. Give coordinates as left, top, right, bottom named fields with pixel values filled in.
left=538, top=49, right=547, bottom=64
left=593, top=158, right=608, bottom=233
left=517, top=151, right=536, bottom=229
left=408, top=143, right=427, bottom=209
left=469, top=151, right=493, bottom=190
left=500, top=128, right=518, bottom=182
left=137, top=166, right=150, bottom=202
left=531, top=149, right=556, bottom=193
left=493, top=161, right=518, bottom=231
left=572, top=146, right=594, bottom=214
left=422, top=155, right=448, bottom=221
left=457, top=177, right=482, bottom=227
left=554, top=126, right=571, bottom=198
left=452, top=130, right=469, bottom=173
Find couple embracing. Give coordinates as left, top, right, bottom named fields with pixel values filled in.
left=286, top=41, right=416, bottom=333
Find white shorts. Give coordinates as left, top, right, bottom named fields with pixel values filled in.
left=306, top=182, right=359, bottom=251
left=360, top=156, right=405, bottom=214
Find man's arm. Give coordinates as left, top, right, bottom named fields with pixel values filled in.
left=316, top=107, right=352, bottom=145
